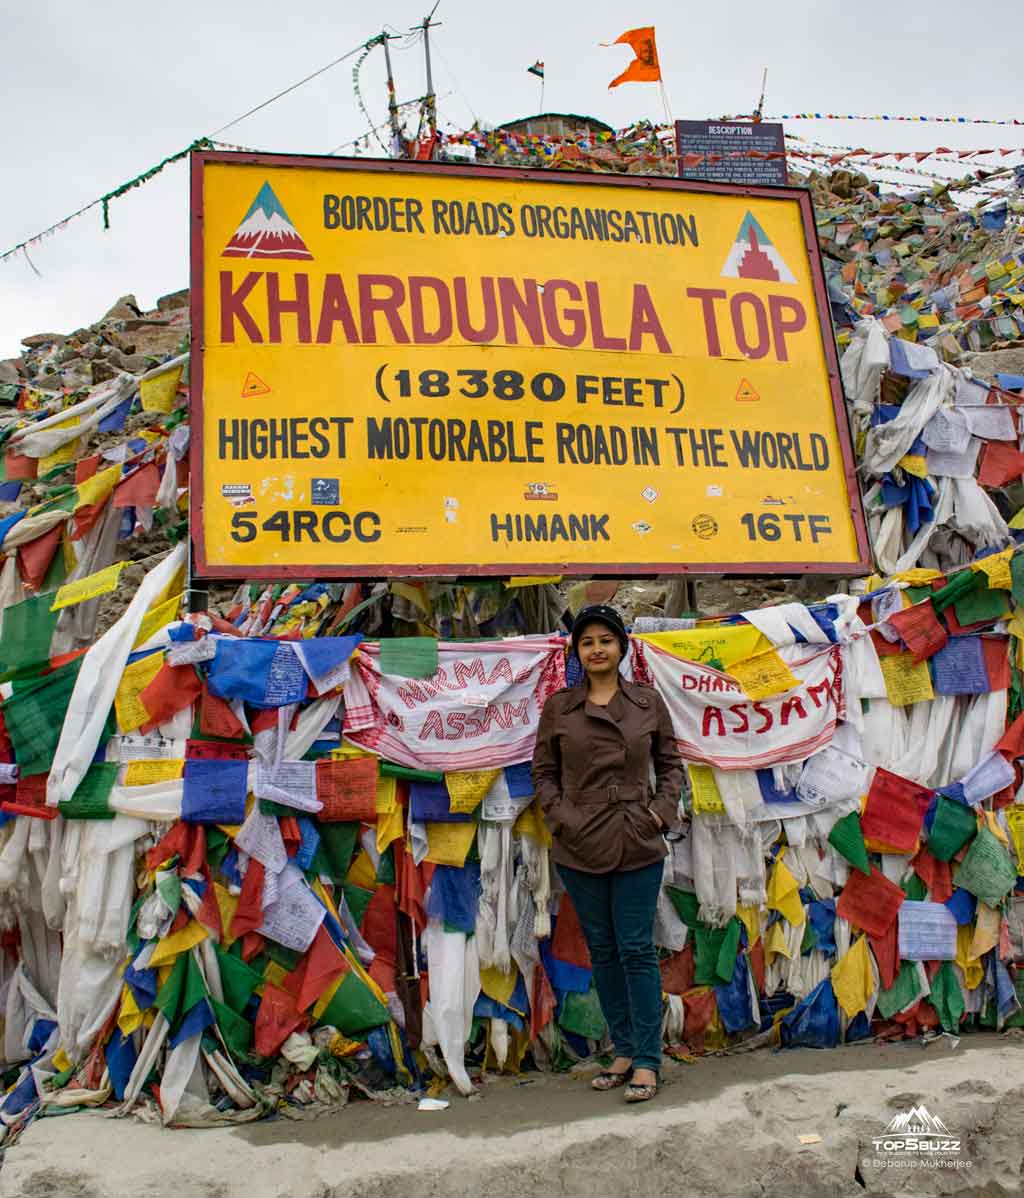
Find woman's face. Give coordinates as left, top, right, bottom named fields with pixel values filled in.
left=577, top=622, right=623, bottom=679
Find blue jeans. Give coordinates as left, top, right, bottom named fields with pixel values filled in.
left=557, top=860, right=664, bottom=1073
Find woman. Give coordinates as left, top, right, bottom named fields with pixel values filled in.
left=532, top=604, right=685, bottom=1103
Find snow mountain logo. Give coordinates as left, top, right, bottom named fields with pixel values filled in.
left=883, top=1106, right=952, bottom=1136
left=222, top=182, right=313, bottom=260
left=721, top=212, right=796, bottom=284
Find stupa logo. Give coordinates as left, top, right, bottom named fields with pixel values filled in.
left=721, top=212, right=796, bottom=284
left=222, top=182, right=313, bottom=260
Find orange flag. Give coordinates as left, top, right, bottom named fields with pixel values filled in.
left=605, top=26, right=661, bottom=88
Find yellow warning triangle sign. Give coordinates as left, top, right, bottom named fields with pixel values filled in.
left=241, top=371, right=271, bottom=398
left=735, top=378, right=760, bottom=403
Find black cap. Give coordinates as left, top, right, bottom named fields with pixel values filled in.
left=571, top=604, right=629, bottom=657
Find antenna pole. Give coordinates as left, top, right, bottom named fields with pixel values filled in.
left=754, top=67, right=767, bottom=121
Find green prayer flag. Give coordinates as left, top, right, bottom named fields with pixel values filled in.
left=154, top=953, right=189, bottom=1026
left=666, top=887, right=701, bottom=928
left=342, top=883, right=374, bottom=927
left=1011, top=554, right=1024, bottom=608
left=316, top=969, right=390, bottom=1035
left=716, top=917, right=741, bottom=982
left=952, top=584, right=1010, bottom=627
left=927, top=797, right=977, bottom=862
left=206, top=827, right=230, bottom=870
left=929, top=961, right=965, bottom=1034
left=380, top=762, right=443, bottom=783
left=312, top=822, right=359, bottom=883
left=875, top=961, right=922, bottom=1020
left=828, top=811, right=871, bottom=875
left=930, top=570, right=977, bottom=613
left=155, top=870, right=182, bottom=916
left=213, top=942, right=263, bottom=1015
left=0, top=593, right=60, bottom=681
left=379, top=637, right=439, bottom=679
left=954, top=826, right=1017, bottom=907
left=375, top=845, right=395, bottom=887
left=902, top=873, right=928, bottom=901
left=904, top=585, right=933, bottom=606
left=60, top=762, right=118, bottom=820
left=3, top=657, right=83, bottom=776
left=182, top=951, right=208, bottom=1016
left=210, top=996, right=253, bottom=1058
left=693, top=924, right=729, bottom=986
left=262, top=940, right=302, bottom=972
left=800, top=921, right=819, bottom=955
left=559, top=985, right=607, bottom=1040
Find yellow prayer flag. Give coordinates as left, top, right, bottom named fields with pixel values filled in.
left=1005, top=806, right=1024, bottom=867
left=764, top=920, right=794, bottom=961
left=891, top=567, right=944, bottom=585
left=50, top=561, right=127, bottom=611
left=389, top=580, right=429, bottom=613
left=638, top=624, right=770, bottom=669
left=375, top=775, right=398, bottom=815
left=147, top=920, right=208, bottom=968
left=313, top=973, right=344, bottom=1022
left=114, top=651, right=165, bottom=732
left=479, top=965, right=518, bottom=1008
left=376, top=797, right=405, bottom=853
left=424, top=820, right=477, bottom=867
left=727, top=649, right=800, bottom=700
left=879, top=652, right=935, bottom=706
left=985, top=809, right=1010, bottom=848
left=688, top=764, right=725, bottom=814
left=1009, top=507, right=1024, bottom=530
left=897, top=454, right=928, bottom=479
left=214, top=883, right=239, bottom=947
left=972, top=547, right=1013, bottom=591
left=133, top=592, right=183, bottom=648
left=38, top=438, right=81, bottom=476
left=956, top=924, right=984, bottom=989
left=75, top=464, right=122, bottom=511
left=124, top=759, right=184, bottom=786
left=140, top=365, right=183, bottom=413
left=51, top=1048, right=73, bottom=1073
left=736, top=903, right=762, bottom=947
left=766, top=857, right=804, bottom=926
left=117, top=983, right=145, bottom=1036
left=345, top=851, right=377, bottom=890
left=513, top=800, right=552, bottom=847
left=507, top=576, right=563, bottom=587
left=263, top=961, right=288, bottom=989
left=445, top=769, right=500, bottom=814
left=830, top=935, right=873, bottom=1018
left=969, top=902, right=1002, bottom=960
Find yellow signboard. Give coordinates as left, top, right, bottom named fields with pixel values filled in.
left=191, top=152, right=869, bottom=578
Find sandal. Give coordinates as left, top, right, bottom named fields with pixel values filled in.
left=624, top=1078, right=659, bottom=1103
left=591, top=1067, right=633, bottom=1091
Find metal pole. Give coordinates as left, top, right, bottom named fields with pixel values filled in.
left=422, top=18, right=436, bottom=136
left=380, top=34, right=403, bottom=155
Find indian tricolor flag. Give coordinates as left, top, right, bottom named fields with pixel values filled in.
left=721, top=212, right=796, bottom=284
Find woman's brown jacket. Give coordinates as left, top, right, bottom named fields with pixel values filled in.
left=531, top=677, right=685, bottom=874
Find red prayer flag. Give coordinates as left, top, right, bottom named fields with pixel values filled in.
left=550, top=891, right=592, bottom=969
left=198, top=684, right=247, bottom=739
left=887, top=600, right=948, bottom=662
left=231, top=859, right=266, bottom=940
left=112, top=462, right=161, bottom=510
left=659, top=944, right=695, bottom=995
left=911, top=846, right=953, bottom=903
left=978, top=441, right=1024, bottom=487
left=861, top=768, right=930, bottom=853
left=868, top=920, right=899, bottom=990
left=4, top=452, right=37, bottom=481
left=836, top=866, right=905, bottom=937
left=2, top=773, right=57, bottom=820
left=315, top=757, right=379, bottom=822
left=17, top=525, right=63, bottom=592
left=283, top=925, right=349, bottom=1012
left=74, top=455, right=100, bottom=484
left=139, top=662, right=202, bottom=732
left=996, top=711, right=1024, bottom=758
left=254, top=984, right=306, bottom=1057
left=981, top=636, right=1011, bottom=691
left=530, top=962, right=557, bottom=1040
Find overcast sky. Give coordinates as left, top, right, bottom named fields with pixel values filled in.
left=2, top=0, right=1023, bottom=360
